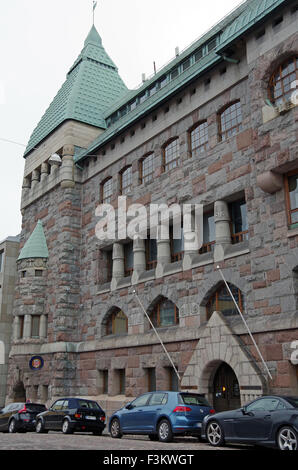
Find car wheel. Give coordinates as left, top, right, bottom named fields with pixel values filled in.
left=148, top=434, right=158, bottom=441
left=277, top=426, right=298, bottom=451
left=36, top=419, right=48, bottom=434
left=62, top=419, right=73, bottom=434
left=110, top=418, right=122, bottom=439
left=157, top=419, right=173, bottom=443
left=206, top=421, right=225, bottom=447
left=8, top=419, right=16, bottom=433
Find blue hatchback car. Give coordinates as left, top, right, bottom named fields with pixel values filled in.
left=109, top=391, right=215, bottom=442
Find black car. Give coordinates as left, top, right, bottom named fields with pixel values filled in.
left=0, top=402, right=46, bottom=433
left=35, top=397, right=106, bottom=435
left=202, top=395, right=298, bottom=450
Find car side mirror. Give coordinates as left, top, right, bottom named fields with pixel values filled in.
left=125, top=403, right=134, bottom=410
left=241, top=407, right=254, bottom=416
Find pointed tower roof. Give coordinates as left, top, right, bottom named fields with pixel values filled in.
left=24, top=25, right=128, bottom=157
left=18, top=220, right=49, bottom=261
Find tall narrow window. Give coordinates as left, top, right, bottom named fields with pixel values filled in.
left=0, top=250, right=3, bottom=272
left=268, top=56, right=298, bottom=106
left=166, top=367, right=179, bottom=391
left=285, top=171, right=298, bottom=226
left=19, top=316, right=24, bottom=339
left=147, top=368, right=156, bottom=392
left=219, top=101, right=242, bottom=141
left=31, top=316, right=40, bottom=338
left=199, top=212, right=215, bottom=254
left=124, top=241, right=134, bottom=277
left=149, top=298, right=179, bottom=328
left=229, top=200, right=248, bottom=244
left=116, top=369, right=126, bottom=395
left=140, top=153, right=154, bottom=184
left=206, top=282, right=245, bottom=320
left=120, top=166, right=132, bottom=195
left=163, top=139, right=180, bottom=172
left=102, top=177, right=113, bottom=204
left=170, top=224, right=184, bottom=262
left=98, top=370, right=109, bottom=394
left=190, top=121, right=209, bottom=157
left=145, top=238, right=157, bottom=270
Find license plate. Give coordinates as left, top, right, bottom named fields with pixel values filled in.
left=86, top=416, right=96, bottom=420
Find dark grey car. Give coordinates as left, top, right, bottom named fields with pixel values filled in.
left=201, top=395, right=298, bottom=450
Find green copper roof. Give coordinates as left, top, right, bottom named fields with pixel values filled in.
left=24, top=26, right=128, bottom=157
left=18, top=220, right=49, bottom=261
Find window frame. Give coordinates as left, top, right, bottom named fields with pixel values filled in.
left=105, top=308, right=128, bottom=336
left=149, top=298, right=179, bottom=328
left=284, top=169, right=298, bottom=227
left=139, top=153, right=155, bottom=185
left=162, top=138, right=180, bottom=172
left=206, top=282, right=244, bottom=320
left=101, top=177, right=113, bottom=204
left=218, top=100, right=242, bottom=141
left=268, top=56, right=298, bottom=106
left=189, top=120, right=209, bottom=157
left=229, top=199, right=249, bottom=244
left=120, top=166, right=132, bottom=195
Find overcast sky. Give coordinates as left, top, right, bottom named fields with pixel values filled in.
left=0, top=0, right=244, bottom=242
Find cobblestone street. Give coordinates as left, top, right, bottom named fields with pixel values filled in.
left=0, top=431, right=250, bottom=451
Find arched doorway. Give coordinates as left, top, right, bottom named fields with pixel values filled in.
left=213, top=362, right=241, bottom=412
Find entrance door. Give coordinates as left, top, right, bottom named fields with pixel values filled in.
left=213, top=363, right=241, bottom=412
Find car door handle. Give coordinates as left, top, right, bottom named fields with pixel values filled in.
left=137, top=409, right=143, bottom=412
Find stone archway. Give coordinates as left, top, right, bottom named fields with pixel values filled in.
left=181, top=311, right=266, bottom=407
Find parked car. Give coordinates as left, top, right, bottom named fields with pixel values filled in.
left=35, top=397, right=106, bottom=435
left=202, top=395, right=298, bottom=450
left=109, top=391, right=215, bottom=442
left=0, top=402, right=46, bottom=433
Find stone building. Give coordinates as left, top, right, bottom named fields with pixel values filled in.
left=6, top=0, right=298, bottom=414
left=0, top=235, right=19, bottom=406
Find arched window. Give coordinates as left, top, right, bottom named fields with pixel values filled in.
left=149, top=297, right=179, bottom=328
left=101, top=177, right=113, bottom=204
left=268, top=56, right=298, bottom=106
left=105, top=308, right=128, bottom=336
left=206, top=282, right=245, bottom=319
left=218, top=101, right=242, bottom=141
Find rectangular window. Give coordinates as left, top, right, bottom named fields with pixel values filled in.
left=190, top=121, right=209, bottom=157
left=19, top=316, right=24, bottom=339
left=35, top=270, right=43, bottom=277
left=106, top=249, right=113, bottom=282
left=166, top=367, right=179, bottom=391
left=229, top=200, right=248, bottom=244
left=116, top=369, right=126, bottom=395
left=98, top=370, right=109, bottom=394
left=31, top=316, right=40, bottom=338
left=124, top=241, right=134, bottom=277
left=285, top=171, right=298, bottom=227
left=140, top=153, right=154, bottom=184
left=120, top=167, right=132, bottom=195
left=145, top=238, right=157, bottom=270
left=147, top=368, right=156, bottom=392
left=170, top=224, right=184, bottom=262
left=182, top=58, right=191, bottom=71
left=163, top=139, right=180, bottom=172
left=219, top=101, right=242, bottom=141
left=199, top=212, right=215, bottom=254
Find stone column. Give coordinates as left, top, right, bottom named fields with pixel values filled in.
left=183, top=212, right=201, bottom=270
left=61, top=144, right=75, bottom=189
left=111, top=243, right=124, bottom=290
left=12, top=316, right=20, bottom=340
left=40, top=162, right=49, bottom=183
left=132, top=237, right=146, bottom=284
left=214, top=200, right=231, bottom=262
left=156, top=237, right=171, bottom=278
left=39, top=314, right=47, bottom=338
left=31, top=169, right=40, bottom=190
left=23, top=314, right=32, bottom=339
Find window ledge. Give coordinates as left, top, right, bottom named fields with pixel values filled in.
left=287, top=226, right=298, bottom=238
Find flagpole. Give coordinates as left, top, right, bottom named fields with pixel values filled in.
left=132, top=289, right=182, bottom=385
left=216, top=266, right=273, bottom=381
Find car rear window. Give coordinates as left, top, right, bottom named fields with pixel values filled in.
left=179, top=394, right=210, bottom=407
left=76, top=399, right=101, bottom=410
left=26, top=404, right=47, bottom=412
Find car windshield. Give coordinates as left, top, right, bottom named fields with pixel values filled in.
left=26, top=404, right=46, bottom=412
left=76, top=399, right=100, bottom=410
left=285, top=397, right=298, bottom=408
left=179, top=393, right=210, bottom=406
